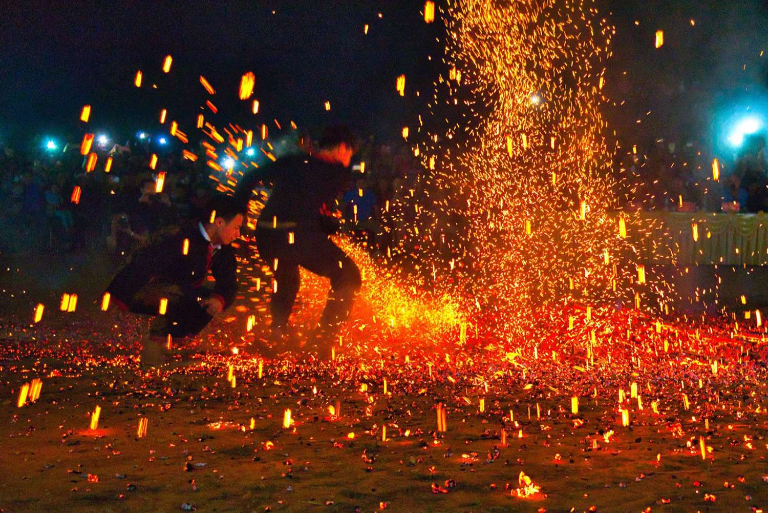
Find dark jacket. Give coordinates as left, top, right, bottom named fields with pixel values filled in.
left=235, top=154, right=349, bottom=232
left=107, top=222, right=237, bottom=311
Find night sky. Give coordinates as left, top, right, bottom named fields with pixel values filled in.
left=2, top=0, right=768, bottom=149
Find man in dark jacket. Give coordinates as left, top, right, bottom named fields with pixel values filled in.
left=107, top=195, right=244, bottom=368
left=235, top=126, right=361, bottom=347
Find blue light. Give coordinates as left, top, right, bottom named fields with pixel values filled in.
left=138, top=132, right=147, bottom=140
left=158, top=137, right=168, bottom=145
left=728, top=117, right=762, bottom=147
left=222, top=157, right=235, bottom=170
left=97, top=134, right=109, bottom=147
left=45, top=140, right=58, bottom=151
left=246, top=148, right=255, bottom=157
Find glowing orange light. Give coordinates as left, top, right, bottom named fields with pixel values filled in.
left=134, top=70, right=143, bottom=87
left=90, top=406, right=101, bottom=430
left=200, top=75, right=215, bottom=95
left=162, top=55, right=172, bottom=73
left=239, top=72, right=255, bottom=100
left=34, top=303, right=44, bottom=323
left=70, top=186, right=81, bottom=204
left=101, top=292, right=111, bottom=311
left=80, top=133, right=94, bottom=155
left=283, top=409, right=292, bottom=429
left=252, top=100, right=260, bottom=114
left=712, top=158, right=720, bottom=181
left=396, top=75, right=406, bottom=96
left=155, top=172, right=166, bottom=193
left=105, top=157, right=113, bottom=173
left=655, top=30, right=664, bottom=48
left=137, top=417, right=148, bottom=438
left=424, top=1, right=435, bottom=23
left=85, top=152, right=97, bottom=172
left=80, top=105, right=91, bottom=122
left=158, top=298, right=168, bottom=315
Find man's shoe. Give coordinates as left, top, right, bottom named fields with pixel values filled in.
left=140, top=336, right=171, bottom=370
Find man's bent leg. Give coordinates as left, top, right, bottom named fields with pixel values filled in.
left=271, top=262, right=300, bottom=329
left=298, top=236, right=362, bottom=329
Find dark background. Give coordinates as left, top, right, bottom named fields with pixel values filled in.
left=1, top=0, right=767, bottom=150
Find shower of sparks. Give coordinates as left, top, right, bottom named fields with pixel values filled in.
left=385, top=0, right=665, bottom=342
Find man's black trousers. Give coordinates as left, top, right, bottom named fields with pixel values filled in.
left=255, top=227, right=362, bottom=328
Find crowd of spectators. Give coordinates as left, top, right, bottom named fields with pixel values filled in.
left=0, top=134, right=424, bottom=260
left=3, top=130, right=767, bottom=260
left=618, top=134, right=768, bottom=213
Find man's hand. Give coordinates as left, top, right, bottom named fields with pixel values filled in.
left=200, top=297, right=224, bottom=316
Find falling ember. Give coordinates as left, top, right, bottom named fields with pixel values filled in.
left=29, top=379, right=42, bottom=402
left=33, top=304, right=44, bottom=323
left=437, top=403, right=447, bottom=432
left=158, top=298, right=168, bottom=315
left=324, top=101, right=331, bottom=111
left=105, top=157, right=113, bottom=173
left=101, top=292, right=111, bottom=311
left=162, top=55, right=172, bottom=73
left=182, top=238, right=189, bottom=255
left=637, top=265, right=646, bottom=285
left=655, top=30, right=664, bottom=48
left=699, top=436, right=707, bottom=460
left=239, top=72, right=255, bottom=100
left=70, top=186, right=81, bottom=204
left=197, top=114, right=204, bottom=128
left=80, top=133, right=94, bottom=155
left=134, top=70, right=143, bottom=87
left=621, top=409, right=629, bottom=427
left=692, top=223, right=699, bottom=242
left=283, top=409, right=292, bottom=429
left=17, top=383, right=29, bottom=408
left=155, top=172, right=166, bottom=193
left=402, top=126, right=409, bottom=140
left=90, top=406, right=101, bottom=430
left=424, top=0, right=435, bottom=23
left=200, top=75, right=215, bottom=95
left=514, top=471, right=541, bottom=498
left=757, top=309, right=763, bottom=327
left=159, top=109, right=167, bottom=124
left=67, top=294, right=78, bottom=313
left=137, top=417, right=148, bottom=438
left=571, top=396, right=578, bottom=414
left=712, top=158, right=720, bottom=181
left=209, top=210, right=217, bottom=224
left=252, top=100, right=260, bottom=114
left=80, top=105, right=91, bottom=122
left=85, top=153, right=97, bottom=172
left=150, top=154, right=158, bottom=169
left=381, top=425, right=387, bottom=442
left=396, top=74, right=406, bottom=96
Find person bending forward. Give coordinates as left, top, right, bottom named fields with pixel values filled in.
left=106, top=195, right=244, bottom=368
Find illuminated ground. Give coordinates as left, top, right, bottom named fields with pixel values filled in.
left=2, top=246, right=768, bottom=512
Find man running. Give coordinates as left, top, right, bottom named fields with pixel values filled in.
left=235, top=126, right=361, bottom=349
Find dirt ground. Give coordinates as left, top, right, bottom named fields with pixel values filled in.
left=2, top=246, right=768, bottom=512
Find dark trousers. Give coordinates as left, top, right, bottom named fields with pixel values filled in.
left=256, top=227, right=362, bottom=328
left=130, top=283, right=213, bottom=338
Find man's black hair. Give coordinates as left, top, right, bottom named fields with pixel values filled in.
left=203, top=194, right=247, bottom=223
left=318, top=125, right=358, bottom=152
